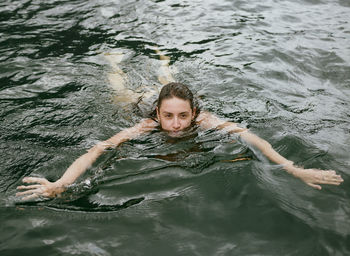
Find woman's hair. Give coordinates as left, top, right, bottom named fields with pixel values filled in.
left=157, top=82, right=194, bottom=109
left=149, top=82, right=200, bottom=119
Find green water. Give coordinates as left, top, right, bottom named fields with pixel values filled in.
left=1, top=0, right=350, bottom=255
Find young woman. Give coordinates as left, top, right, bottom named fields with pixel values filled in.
left=16, top=52, right=344, bottom=200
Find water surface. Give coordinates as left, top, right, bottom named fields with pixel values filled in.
left=1, top=0, right=350, bottom=255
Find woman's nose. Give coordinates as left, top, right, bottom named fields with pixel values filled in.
left=172, top=117, right=181, bottom=129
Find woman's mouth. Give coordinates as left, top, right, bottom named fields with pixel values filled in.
left=168, top=130, right=182, bottom=137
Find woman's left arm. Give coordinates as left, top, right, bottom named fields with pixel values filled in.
left=197, top=112, right=344, bottom=190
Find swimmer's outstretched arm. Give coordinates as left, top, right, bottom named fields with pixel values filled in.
left=16, top=119, right=157, bottom=200
left=197, top=111, right=344, bottom=190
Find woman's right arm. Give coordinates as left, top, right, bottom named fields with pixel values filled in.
left=196, top=111, right=343, bottom=190
left=16, top=118, right=157, bottom=200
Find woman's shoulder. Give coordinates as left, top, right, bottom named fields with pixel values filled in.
left=196, top=111, right=247, bottom=133
left=136, top=118, right=158, bottom=131
left=195, top=111, right=225, bottom=130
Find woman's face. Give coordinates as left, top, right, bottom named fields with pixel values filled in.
left=156, top=97, right=196, bottom=137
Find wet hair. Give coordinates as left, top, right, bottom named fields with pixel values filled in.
left=158, top=82, right=193, bottom=108
left=149, top=82, right=200, bottom=120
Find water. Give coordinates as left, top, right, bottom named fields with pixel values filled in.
left=1, top=0, right=350, bottom=255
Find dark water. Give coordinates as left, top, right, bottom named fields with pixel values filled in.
left=1, top=0, right=350, bottom=255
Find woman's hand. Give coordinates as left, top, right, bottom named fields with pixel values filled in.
left=16, top=177, right=65, bottom=200
left=287, top=167, right=344, bottom=190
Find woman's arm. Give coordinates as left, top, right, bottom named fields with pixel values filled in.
left=197, top=111, right=343, bottom=190
left=16, top=118, right=157, bottom=200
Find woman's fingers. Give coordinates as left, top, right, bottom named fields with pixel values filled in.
left=16, top=177, right=61, bottom=200
left=308, top=179, right=342, bottom=190
left=16, top=177, right=48, bottom=199
left=22, top=177, right=49, bottom=185
left=17, top=184, right=41, bottom=190
left=299, top=169, right=343, bottom=190
left=317, top=179, right=342, bottom=185
left=16, top=186, right=51, bottom=200
left=307, top=183, right=322, bottom=190
left=316, top=170, right=343, bottom=185
left=21, top=193, right=39, bottom=201
left=16, top=187, right=42, bottom=196
left=323, top=176, right=343, bottom=184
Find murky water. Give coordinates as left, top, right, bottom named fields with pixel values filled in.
left=1, top=0, right=350, bottom=255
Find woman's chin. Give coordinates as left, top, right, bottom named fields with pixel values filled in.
left=167, top=131, right=183, bottom=138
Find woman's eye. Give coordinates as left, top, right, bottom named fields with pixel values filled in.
left=180, top=114, right=187, bottom=118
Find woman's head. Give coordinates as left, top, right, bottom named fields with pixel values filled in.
left=156, top=83, right=198, bottom=137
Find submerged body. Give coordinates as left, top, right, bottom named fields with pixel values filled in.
left=16, top=50, right=344, bottom=200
